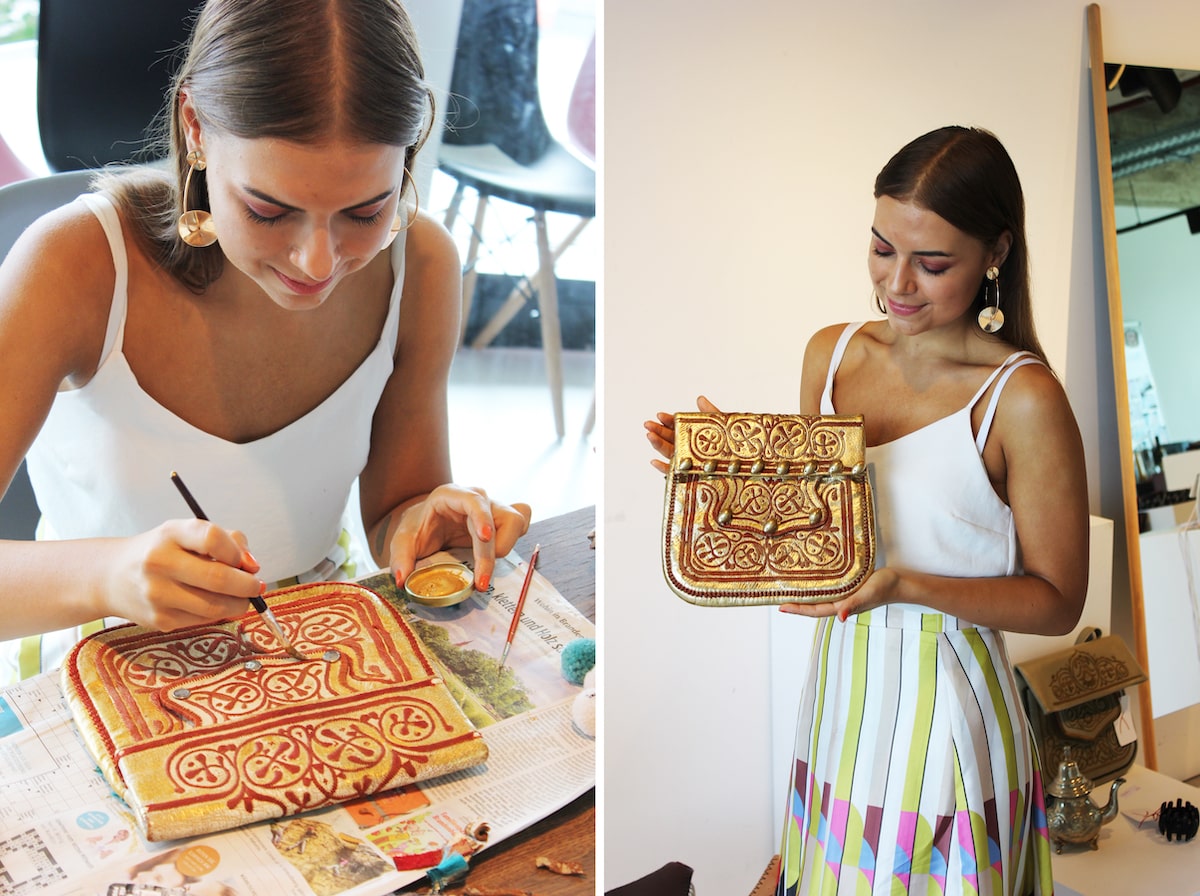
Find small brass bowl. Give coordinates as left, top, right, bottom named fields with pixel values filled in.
left=404, top=562, right=475, bottom=607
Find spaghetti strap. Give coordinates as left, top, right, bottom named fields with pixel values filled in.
left=77, top=192, right=129, bottom=377
left=820, top=322, right=866, bottom=414
left=975, top=354, right=1044, bottom=453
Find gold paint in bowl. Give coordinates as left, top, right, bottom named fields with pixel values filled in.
left=404, top=562, right=475, bottom=607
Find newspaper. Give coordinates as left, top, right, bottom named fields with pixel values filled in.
left=0, top=549, right=595, bottom=896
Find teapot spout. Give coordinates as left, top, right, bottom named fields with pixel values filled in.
left=1098, top=777, right=1125, bottom=825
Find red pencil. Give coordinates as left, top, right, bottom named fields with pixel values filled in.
left=498, top=544, right=540, bottom=670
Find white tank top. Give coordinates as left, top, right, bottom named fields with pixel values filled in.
left=9, top=193, right=406, bottom=679
left=821, top=322, right=1042, bottom=592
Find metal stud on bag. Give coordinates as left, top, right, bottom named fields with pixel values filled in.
left=687, top=454, right=868, bottom=534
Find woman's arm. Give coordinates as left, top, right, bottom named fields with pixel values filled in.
left=359, top=212, right=529, bottom=590
left=0, top=202, right=262, bottom=640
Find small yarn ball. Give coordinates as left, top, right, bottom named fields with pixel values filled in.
left=561, top=638, right=596, bottom=685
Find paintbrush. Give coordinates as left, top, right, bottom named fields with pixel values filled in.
left=498, top=543, right=539, bottom=671
left=170, top=471, right=307, bottom=661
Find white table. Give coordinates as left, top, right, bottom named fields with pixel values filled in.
left=1052, top=765, right=1200, bottom=895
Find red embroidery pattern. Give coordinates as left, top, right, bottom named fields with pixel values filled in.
left=62, top=583, right=487, bottom=842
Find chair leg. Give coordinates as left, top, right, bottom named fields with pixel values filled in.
left=534, top=210, right=565, bottom=438
left=468, top=215, right=592, bottom=349
left=459, top=193, right=489, bottom=344
left=443, top=181, right=465, bottom=231
left=582, top=390, right=596, bottom=436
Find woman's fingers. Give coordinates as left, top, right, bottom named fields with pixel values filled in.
left=388, top=487, right=531, bottom=592
left=647, top=398, right=723, bottom=471
left=108, top=521, right=265, bottom=631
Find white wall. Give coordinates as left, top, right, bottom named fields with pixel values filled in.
left=602, top=1, right=1200, bottom=893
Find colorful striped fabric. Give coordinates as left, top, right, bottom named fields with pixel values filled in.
left=777, top=609, right=1053, bottom=895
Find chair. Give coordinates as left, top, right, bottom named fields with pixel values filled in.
left=0, top=132, right=34, bottom=188
left=37, top=0, right=197, bottom=171
left=0, top=169, right=98, bottom=539
left=439, top=0, right=596, bottom=438
left=566, top=33, right=597, bottom=165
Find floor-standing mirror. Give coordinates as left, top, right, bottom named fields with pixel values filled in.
left=1089, top=4, right=1200, bottom=777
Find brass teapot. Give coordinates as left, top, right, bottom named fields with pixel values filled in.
left=1045, top=747, right=1124, bottom=853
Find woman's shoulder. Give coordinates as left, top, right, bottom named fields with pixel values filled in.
left=988, top=351, right=1075, bottom=432
left=0, top=197, right=119, bottom=379
left=398, top=208, right=459, bottom=277
left=4, top=196, right=117, bottom=306
left=804, top=320, right=879, bottom=366
left=799, top=321, right=873, bottom=410
left=392, top=208, right=461, bottom=325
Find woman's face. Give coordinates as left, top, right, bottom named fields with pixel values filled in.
left=868, top=195, right=1009, bottom=337
left=195, top=126, right=408, bottom=310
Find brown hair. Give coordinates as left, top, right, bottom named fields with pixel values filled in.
left=873, top=125, right=1046, bottom=362
left=95, top=0, right=432, bottom=292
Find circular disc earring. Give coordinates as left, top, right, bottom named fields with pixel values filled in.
left=177, top=149, right=218, bottom=248
left=978, top=265, right=1004, bottom=333
left=385, top=168, right=421, bottom=246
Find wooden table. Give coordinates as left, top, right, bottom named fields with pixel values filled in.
left=400, top=505, right=596, bottom=895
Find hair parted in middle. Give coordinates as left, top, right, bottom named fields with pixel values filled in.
left=98, top=0, right=433, bottom=292
left=872, top=125, right=1046, bottom=363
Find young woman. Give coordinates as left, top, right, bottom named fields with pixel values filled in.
left=648, top=126, right=1089, bottom=894
left=0, top=0, right=530, bottom=679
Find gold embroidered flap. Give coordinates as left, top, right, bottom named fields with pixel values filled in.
left=662, top=412, right=876, bottom=606
left=1017, top=634, right=1147, bottom=714
left=62, top=582, right=487, bottom=842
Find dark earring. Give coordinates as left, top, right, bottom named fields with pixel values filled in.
left=977, top=265, right=1004, bottom=333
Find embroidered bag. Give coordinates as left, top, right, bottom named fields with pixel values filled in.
left=662, top=412, right=876, bottom=606
left=62, top=581, right=488, bottom=841
left=1015, top=631, right=1147, bottom=784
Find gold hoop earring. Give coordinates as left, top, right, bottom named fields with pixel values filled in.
left=872, top=290, right=886, bottom=316
left=177, top=149, right=218, bottom=248
left=386, top=168, right=420, bottom=243
left=978, top=265, right=1004, bottom=333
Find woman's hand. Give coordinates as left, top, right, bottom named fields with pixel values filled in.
left=645, top=395, right=722, bottom=474
left=778, top=568, right=899, bottom=622
left=101, top=520, right=267, bottom=631
left=387, top=484, right=532, bottom=591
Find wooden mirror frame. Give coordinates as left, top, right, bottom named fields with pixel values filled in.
left=1086, top=2, right=1157, bottom=768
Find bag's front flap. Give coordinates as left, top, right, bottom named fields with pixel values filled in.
left=61, top=582, right=487, bottom=841
left=1016, top=635, right=1147, bottom=714
left=673, top=412, right=866, bottom=471
left=663, top=413, right=874, bottom=605
left=1050, top=694, right=1122, bottom=742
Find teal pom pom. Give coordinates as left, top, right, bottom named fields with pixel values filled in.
left=561, top=638, right=596, bottom=685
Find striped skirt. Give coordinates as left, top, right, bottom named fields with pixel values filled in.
left=777, top=607, right=1054, bottom=896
